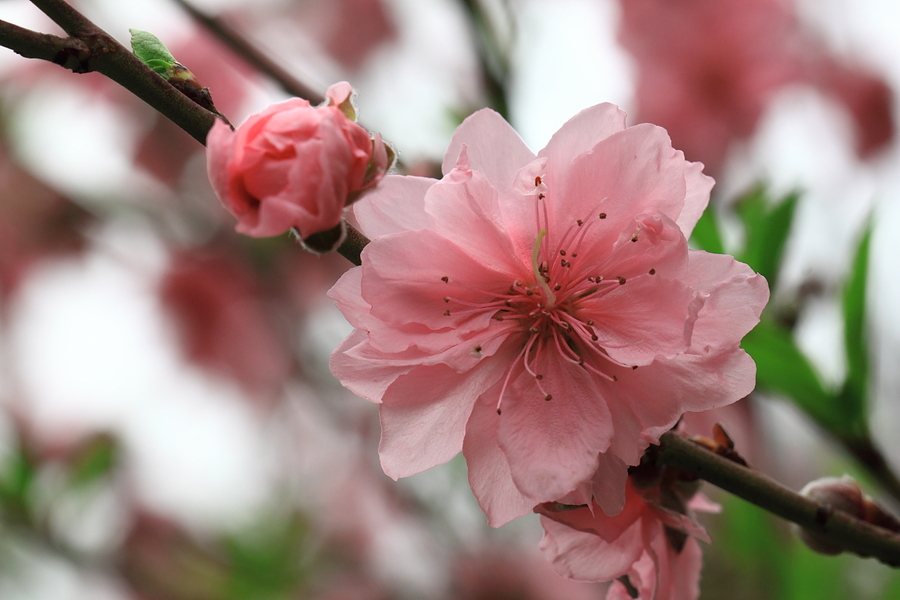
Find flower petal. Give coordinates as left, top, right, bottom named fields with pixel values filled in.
left=463, top=384, right=536, bottom=527
left=379, top=357, right=509, bottom=479
left=499, top=351, right=613, bottom=502
left=442, top=108, right=536, bottom=189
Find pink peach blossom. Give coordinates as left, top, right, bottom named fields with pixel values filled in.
left=206, top=83, right=391, bottom=243
left=537, top=478, right=717, bottom=600
left=329, top=105, right=768, bottom=525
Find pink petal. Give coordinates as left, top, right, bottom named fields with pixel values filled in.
left=683, top=251, right=769, bottom=351
left=538, top=103, right=628, bottom=183
left=350, top=175, right=436, bottom=238
left=499, top=351, right=613, bottom=502
left=539, top=514, right=645, bottom=582
left=442, top=108, right=536, bottom=189
left=550, top=124, right=691, bottom=245
left=675, top=160, right=715, bottom=238
left=425, top=168, right=529, bottom=277
left=463, top=386, right=536, bottom=527
left=361, top=229, right=518, bottom=339
left=378, top=357, right=509, bottom=479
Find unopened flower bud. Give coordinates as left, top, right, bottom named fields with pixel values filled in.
left=795, top=475, right=891, bottom=556
left=206, top=82, right=392, bottom=250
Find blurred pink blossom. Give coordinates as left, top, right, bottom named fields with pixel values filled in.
left=0, top=140, right=90, bottom=301
left=618, top=0, right=894, bottom=174
left=329, top=105, right=768, bottom=526
left=159, top=248, right=292, bottom=396
left=537, top=476, right=717, bottom=599
left=206, top=83, right=391, bottom=242
left=289, top=0, right=398, bottom=72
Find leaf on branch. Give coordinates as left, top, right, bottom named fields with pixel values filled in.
left=837, top=222, right=873, bottom=437
left=129, top=28, right=228, bottom=122
left=129, top=29, right=177, bottom=77
left=736, top=186, right=799, bottom=291
left=742, top=319, right=848, bottom=435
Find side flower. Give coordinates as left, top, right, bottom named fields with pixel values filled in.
left=536, top=466, right=718, bottom=600
left=329, top=104, right=769, bottom=525
left=206, top=82, right=392, bottom=250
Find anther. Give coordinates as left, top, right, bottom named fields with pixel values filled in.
left=538, top=193, right=545, bottom=199
left=497, top=408, right=502, bottom=415
left=649, top=268, right=656, bottom=275
left=571, top=253, right=577, bottom=258
left=560, top=250, right=567, bottom=256
left=576, top=219, right=583, bottom=226
left=553, top=284, right=561, bottom=291
left=529, top=327, right=540, bottom=333
left=587, top=320, right=594, bottom=326
left=495, top=315, right=504, bottom=321
left=441, top=276, right=449, bottom=283
left=632, top=365, right=638, bottom=370
left=617, top=276, right=627, bottom=284
left=599, top=213, right=607, bottom=219
left=443, top=310, right=451, bottom=316
left=612, top=376, right=618, bottom=382
left=561, top=260, right=570, bottom=267
left=544, top=394, right=553, bottom=401
left=535, top=374, right=544, bottom=380
left=631, top=235, right=639, bottom=242
left=534, top=176, right=542, bottom=186
left=444, top=297, right=450, bottom=303
left=591, top=334, right=599, bottom=341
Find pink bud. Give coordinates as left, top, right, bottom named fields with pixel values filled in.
left=205, top=82, right=391, bottom=247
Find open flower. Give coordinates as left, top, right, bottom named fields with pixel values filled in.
left=206, top=82, right=391, bottom=246
left=536, top=472, right=718, bottom=600
left=329, top=105, right=768, bottom=525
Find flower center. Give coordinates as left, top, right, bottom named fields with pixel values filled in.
left=439, top=198, right=641, bottom=412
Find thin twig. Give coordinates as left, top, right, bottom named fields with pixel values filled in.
left=0, top=19, right=86, bottom=63
left=18, top=0, right=218, bottom=144
left=657, top=430, right=900, bottom=567
left=170, top=0, right=324, bottom=104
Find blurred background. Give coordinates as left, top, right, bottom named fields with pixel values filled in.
left=1, top=0, right=900, bottom=598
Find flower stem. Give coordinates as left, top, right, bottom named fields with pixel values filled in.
left=656, top=430, right=900, bottom=567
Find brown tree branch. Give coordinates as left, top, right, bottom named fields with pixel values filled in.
left=657, top=430, right=900, bottom=567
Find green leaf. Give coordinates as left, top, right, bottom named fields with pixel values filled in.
left=129, top=29, right=177, bottom=77
left=742, top=319, right=847, bottom=434
left=737, top=187, right=799, bottom=290
left=837, top=224, right=872, bottom=433
left=689, top=204, right=725, bottom=254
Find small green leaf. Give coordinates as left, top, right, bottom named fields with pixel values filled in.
left=742, top=319, right=846, bottom=434
left=130, top=29, right=177, bottom=77
left=689, top=205, right=725, bottom=254
left=737, top=187, right=799, bottom=290
left=837, top=224, right=872, bottom=431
